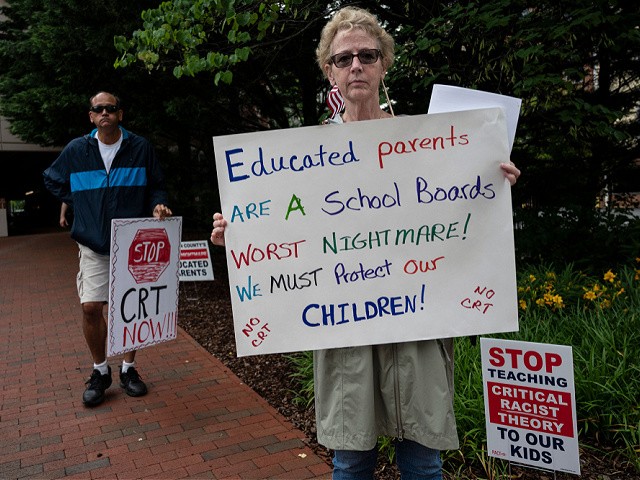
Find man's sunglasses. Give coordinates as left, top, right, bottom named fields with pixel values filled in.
left=330, top=49, right=382, bottom=68
left=90, top=104, right=119, bottom=114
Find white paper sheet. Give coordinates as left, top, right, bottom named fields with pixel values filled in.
left=429, top=84, right=521, bottom=151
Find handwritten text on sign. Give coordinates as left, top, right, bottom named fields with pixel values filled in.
left=481, top=338, right=580, bottom=475
left=108, top=217, right=182, bottom=357
left=213, top=109, right=518, bottom=357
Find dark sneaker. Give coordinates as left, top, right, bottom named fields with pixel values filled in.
left=83, top=367, right=112, bottom=406
left=119, top=367, right=148, bottom=397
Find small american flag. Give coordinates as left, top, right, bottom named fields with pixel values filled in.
left=326, top=85, right=344, bottom=119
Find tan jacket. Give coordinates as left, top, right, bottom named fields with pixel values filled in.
left=313, top=339, right=460, bottom=451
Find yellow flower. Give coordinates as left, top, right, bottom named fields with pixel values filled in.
left=553, top=295, right=565, bottom=308
left=603, top=270, right=616, bottom=283
left=529, top=275, right=537, bottom=283
left=519, top=300, right=527, bottom=310
left=584, top=291, right=597, bottom=301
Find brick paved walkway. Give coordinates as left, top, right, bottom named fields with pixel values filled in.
left=0, top=232, right=332, bottom=479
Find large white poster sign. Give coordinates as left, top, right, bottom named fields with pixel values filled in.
left=108, top=217, right=182, bottom=357
left=213, top=109, right=519, bottom=357
left=481, top=338, right=580, bottom=475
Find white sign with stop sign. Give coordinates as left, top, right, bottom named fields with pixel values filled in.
left=108, top=216, right=182, bottom=357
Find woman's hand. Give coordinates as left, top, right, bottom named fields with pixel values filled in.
left=501, top=161, right=521, bottom=186
left=210, top=212, right=227, bottom=246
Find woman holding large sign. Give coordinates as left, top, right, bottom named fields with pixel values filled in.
left=212, top=6, right=520, bottom=479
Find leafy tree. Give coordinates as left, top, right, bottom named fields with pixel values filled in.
left=113, top=0, right=335, bottom=128
left=388, top=0, right=640, bottom=269
left=0, top=0, right=245, bottom=149
left=0, top=0, right=207, bottom=228
left=0, top=0, right=162, bottom=145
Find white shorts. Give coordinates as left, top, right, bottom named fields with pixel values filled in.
left=76, top=244, right=109, bottom=304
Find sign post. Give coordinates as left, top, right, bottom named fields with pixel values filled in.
left=179, top=240, right=214, bottom=281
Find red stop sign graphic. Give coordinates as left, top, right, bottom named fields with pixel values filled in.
left=128, top=228, right=171, bottom=283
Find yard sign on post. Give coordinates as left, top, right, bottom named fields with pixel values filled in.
left=481, top=338, right=581, bottom=475
left=108, top=216, right=182, bottom=357
left=179, top=240, right=214, bottom=281
left=213, top=109, right=519, bottom=356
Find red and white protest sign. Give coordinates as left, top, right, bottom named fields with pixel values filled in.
left=107, top=217, right=182, bottom=357
left=179, top=240, right=214, bottom=281
left=481, top=338, right=580, bottom=475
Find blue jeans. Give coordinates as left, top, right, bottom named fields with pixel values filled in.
left=332, top=440, right=442, bottom=480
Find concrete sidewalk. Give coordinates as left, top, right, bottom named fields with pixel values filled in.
left=0, top=232, right=331, bottom=479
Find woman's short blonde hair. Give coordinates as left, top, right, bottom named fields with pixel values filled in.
left=316, top=6, right=395, bottom=78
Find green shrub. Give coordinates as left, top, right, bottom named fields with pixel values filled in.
left=286, top=350, right=315, bottom=408
left=452, top=262, right=640, bottom=476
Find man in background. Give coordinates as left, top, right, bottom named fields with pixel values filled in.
left=43, top=91, right=172, bottom=406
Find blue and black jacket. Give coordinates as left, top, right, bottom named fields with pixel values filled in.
left=43, top=127, right=169, bottom=255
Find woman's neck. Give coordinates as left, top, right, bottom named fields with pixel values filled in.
left=342, top=103, right=391, bottom=122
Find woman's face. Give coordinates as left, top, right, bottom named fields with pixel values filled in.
left=325, top=29, right=384, bottom=106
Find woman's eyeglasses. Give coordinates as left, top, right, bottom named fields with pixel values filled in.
left=330, top=49, right=381, bottom=68
left=90, top=104, right=119, bottom=114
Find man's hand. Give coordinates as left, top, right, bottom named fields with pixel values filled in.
left=153, top=204, right=172, bottom=219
